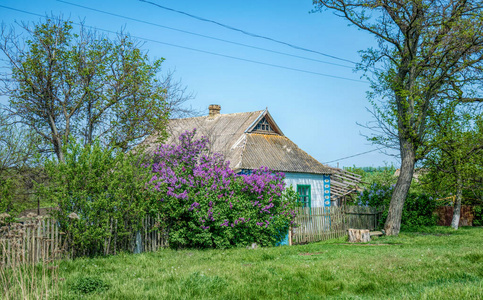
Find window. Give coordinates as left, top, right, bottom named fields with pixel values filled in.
left=297, top=185, right=311, bottom=210
left=253, top=117, right=273, bottom=133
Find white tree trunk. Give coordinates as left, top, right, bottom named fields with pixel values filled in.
left=451, top=175, right=463, bottom=230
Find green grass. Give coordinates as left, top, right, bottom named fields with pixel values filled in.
left=56, top=227, right=483, bottom=299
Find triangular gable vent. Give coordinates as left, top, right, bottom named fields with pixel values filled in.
left=253, top=116, right=274, bottom=133
left=247, top=110, right=283, bottom=136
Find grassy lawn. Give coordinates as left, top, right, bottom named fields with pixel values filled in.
left=58, top=227, right=483, bottom=299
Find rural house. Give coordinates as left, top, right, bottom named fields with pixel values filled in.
left=141, top=105, right=359, bottom=208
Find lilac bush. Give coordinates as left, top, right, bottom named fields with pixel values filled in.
left=147, top=130, right=298, bottom=249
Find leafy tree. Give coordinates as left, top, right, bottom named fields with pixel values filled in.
left=314, top=0, right=483, bottom=235
left=39, top=139, right=153, bottom=257
left=422, top=104, right=483, bottom=229
left=0, top=108, right=40, bottom=214
left=0, top=18, right=169, bottom=162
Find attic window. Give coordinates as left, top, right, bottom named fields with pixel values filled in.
left=253, top=117, right=273, bottom=133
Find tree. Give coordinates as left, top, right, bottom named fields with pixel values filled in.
left=422, top=104, right=483, bottom=229
left=0, top=108, right=40, bottom=213
left=0, top=17, right=170, bottom=162
left=313, top=0, right=483, bottom=235
left=39, top=139, right=154, bottom=257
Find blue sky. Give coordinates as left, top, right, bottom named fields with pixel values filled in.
left=0, top=0, right=400, bottom=168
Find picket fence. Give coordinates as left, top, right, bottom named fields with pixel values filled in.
left=0, top=218, right=62, bottom=267
left=0, top=215, right=168, bottom=266
left=1, top=206, right=383, bottom=264
left=134, top=215, right=168, bottom=253
left=291, top=205, right=384, bottom=245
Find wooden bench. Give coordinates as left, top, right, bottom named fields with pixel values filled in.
left=370, top=231, right=384, bottom=237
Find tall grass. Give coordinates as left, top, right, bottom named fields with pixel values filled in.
left=56, top=226, right=483, bottom=299
left=0, top=213, right=64, bottom=299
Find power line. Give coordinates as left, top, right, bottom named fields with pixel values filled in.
left=0, top=5, right=368, bottom=83
left=324, top=148, right=382, bottom=164
left=138, top=0, right=359, bottom=65
left=56, top=0, right=354, bottom=69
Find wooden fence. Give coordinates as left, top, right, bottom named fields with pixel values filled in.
left=134, top=215, right=168, bottom=253
left=292, top=207, right=346, bottom=244
left=434, top=205, right=474, bottom=226
left=1, top=206, right=384, bottom=263
left=0, top=218, right=62, bottom=267
left=291, top=206, right=384, bottom=245
left=0, top=215, right=168, bottom=266
left=344, top=206, right=384, bottom=231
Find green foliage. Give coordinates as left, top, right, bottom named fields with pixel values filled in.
left=0, top=109, right=43, bottom=215
left=358, top=183, right=437, bottom=229
left=315, top=0, right=483, bottom=235
left=421, top=107, right=483, bottom=200
left=401, top=194, right=438, bottom=229
left=473, top=206, right=483, bottom=227
left=346, top=165, right=397, bottom=189
left=39, top=139, right=154, bottom=257
left=70, top=277, right=110, bottom=294
left=0, top=177, right=13, bottom=213
left=1, top=18, right=169, bottom=161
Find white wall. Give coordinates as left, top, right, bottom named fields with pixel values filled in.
left=284, top=172, right=329, bottom=208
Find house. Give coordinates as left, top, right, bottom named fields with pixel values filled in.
left=141, top=105, right=359, bottom=208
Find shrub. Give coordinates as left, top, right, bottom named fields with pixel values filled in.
left=70, top=276, right=109, bottom=294
left=148, top=130, right=298, bottom=249
left=39, top=140, right=154, bottom=257
left=0, top=178, right=13, bottom=214
left=357, top=183, right=437, bottom=229
left=473, top=206, right=483, bottom=226
left=401, top=193, right=437, bottom=229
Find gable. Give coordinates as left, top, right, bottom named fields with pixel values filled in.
left=246, top=110, right=283, bottom=135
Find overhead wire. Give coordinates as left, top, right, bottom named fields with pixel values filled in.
left=0, top=5, right=369, bottom=83
left=323, top=148, right=383, bottom=164
left=138, top=0, right=359, bottom=65
left=56, top=0, right=354, bottom=69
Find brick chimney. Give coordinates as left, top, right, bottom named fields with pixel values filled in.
left=208, top=104, right=221, bottom=117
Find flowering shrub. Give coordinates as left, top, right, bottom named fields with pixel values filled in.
left=357, top=183, right=394, bottom=208
left=148, top=130, right=298, bottom=249
left=357, top=183, right=437, bottom=229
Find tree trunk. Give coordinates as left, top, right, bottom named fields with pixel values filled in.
left=451, top=174, right=463, bottom=230
left=384, top=140, right=416, bottom=236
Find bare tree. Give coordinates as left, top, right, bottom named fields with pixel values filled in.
left=161, top=70, right=198, bottom=119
